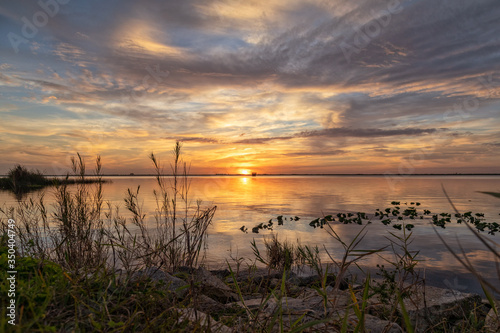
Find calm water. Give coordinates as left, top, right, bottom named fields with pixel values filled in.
left=2, top=175, right=499, bottom=296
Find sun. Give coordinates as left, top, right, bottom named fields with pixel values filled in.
left=239, top=169, right=251, bottom=175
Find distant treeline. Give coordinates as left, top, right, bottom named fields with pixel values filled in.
left=0, top=165, right=105, bottom=197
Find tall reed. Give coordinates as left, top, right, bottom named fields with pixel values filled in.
left=1, top=142, right=215, bottom=275
left=145, top=141, right=216, bottom=271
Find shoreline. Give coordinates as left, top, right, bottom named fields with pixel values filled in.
left=3, top=173, right=500, bottom=177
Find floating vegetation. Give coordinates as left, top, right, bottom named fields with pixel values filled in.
left=241, top=215, right=300, bottom=234
left=241, top=201, right=499, bottom=235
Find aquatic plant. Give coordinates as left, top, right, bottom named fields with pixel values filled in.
left=244, top=200, right=499, bottom=235
left=251, top=234, right=297, bottom=272
left=371, top=223, right=422, bottom=307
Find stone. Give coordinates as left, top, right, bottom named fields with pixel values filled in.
left=286, top=311, right=402, bottom=333
left=258, top=296, right=321, bottom=331
left=399, top=285, right=482, bottom=332
left=209, top=268, right=231, bottom=279
left=484, top=306, right=500, bottom=333
left=268, top=278, right=282, bottom=289
left=233, top=297, right=266, bottom=311
left=176, top=308, right=232, bottom=333
left=194, top=266, right=239, bottom=303
left=286, top=271, right=349, bottom=289
left=230, top=267, right=282, bottom=283
left=194, top=294, right=227, bottom=314
left=258, top=290, right=352, bottom=327
left=363, top=314, right=403, bottom=333
left=130, top=266, right=189, bottom=298
left=264, top=296, right=320, bottom=316
left=246, top=292, right=401, bottom=333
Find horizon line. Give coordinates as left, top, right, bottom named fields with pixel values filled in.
left=6, top=173, right=499, bottom=177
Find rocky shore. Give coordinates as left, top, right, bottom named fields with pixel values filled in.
left=130, top=266, right=499, bottom=332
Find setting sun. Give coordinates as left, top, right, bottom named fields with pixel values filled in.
left=239, top=169, right=251, bottom=175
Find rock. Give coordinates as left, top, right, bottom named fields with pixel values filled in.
left=247, top=273, right=285, bottom=286
left=400, top=285, right=482, bottom=332
left=209, top=269, right=231, bottom=280
left=176, top=308, right=232, bottom=333
left=285, top=271, right=302, bottom=286
left=234, top=271, right=302, bottom=295
left=268, top=278, right=282, bottom=289
left=363, top=314, right=403, bottom=333
left=251, top=290, right=352, bottom=328
left=258, top=296, right=321, bottom=331
left=229, top=297, right=267, bottom=321
left=270, top=289, right=351, bottom=314
left=484, top=305, right=500, bottom=333
left=246, top=292, right=401, bottom=333
left=233, top=297, right=266, bottom=311
left=366, top=284, right=484, bottom=332
left=194, top=267, right=239, bottom=303
left=264, top=296, right=320, bottom=316
left=131, top=266, right=189, bottom=298
left=195, top=267, right=231, bottom=290
left=286, top=272, right=349, bottom=289
left=193, top=294, right=227, bottom=314
left=139, top=267, right=169, bottom=282
left=233, top=295, right=321, bottom=325
left=325, top=312, right=402, bottom=333
left=313, top=308, right=402, bottom=333
left=230, top=267, right=282, bottom=283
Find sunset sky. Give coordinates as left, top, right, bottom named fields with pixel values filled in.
left=0, top=0, right=499, bottom=175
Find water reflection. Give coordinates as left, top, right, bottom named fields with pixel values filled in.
left=1, top=175, right=499, bottom=295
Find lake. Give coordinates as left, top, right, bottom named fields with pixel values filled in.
left=1, top=175, right=499, bottom=296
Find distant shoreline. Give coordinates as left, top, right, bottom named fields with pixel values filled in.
left=3, top=173, right=498, bottom=177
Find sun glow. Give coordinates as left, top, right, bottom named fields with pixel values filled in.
left=239, top=169, right=251, bottom=175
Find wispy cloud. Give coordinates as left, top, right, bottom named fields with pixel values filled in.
left=165, top=136, right=221, bottom=144
left=283, top=150, right=347, bottom=157
left=233, top=127, right=444, bottom=144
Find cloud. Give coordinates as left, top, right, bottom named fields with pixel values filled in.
left=283, top=149, right=347, bottom=157
left=164, top=136, right=221, bottom=144
left=483, top=142, right=500, bottom=147
left=233, top=136, right=293, bottom=144
left=299, top=127, right=442, bottom=138
left=0, top=104, right=18, bottom=112
left=233, top=127, right=444, bottom=144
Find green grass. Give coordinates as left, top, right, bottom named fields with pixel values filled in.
left=0, top=244, right=195, bottom=331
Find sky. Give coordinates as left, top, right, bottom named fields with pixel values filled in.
left=0, top=0, right=499, bottom=175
